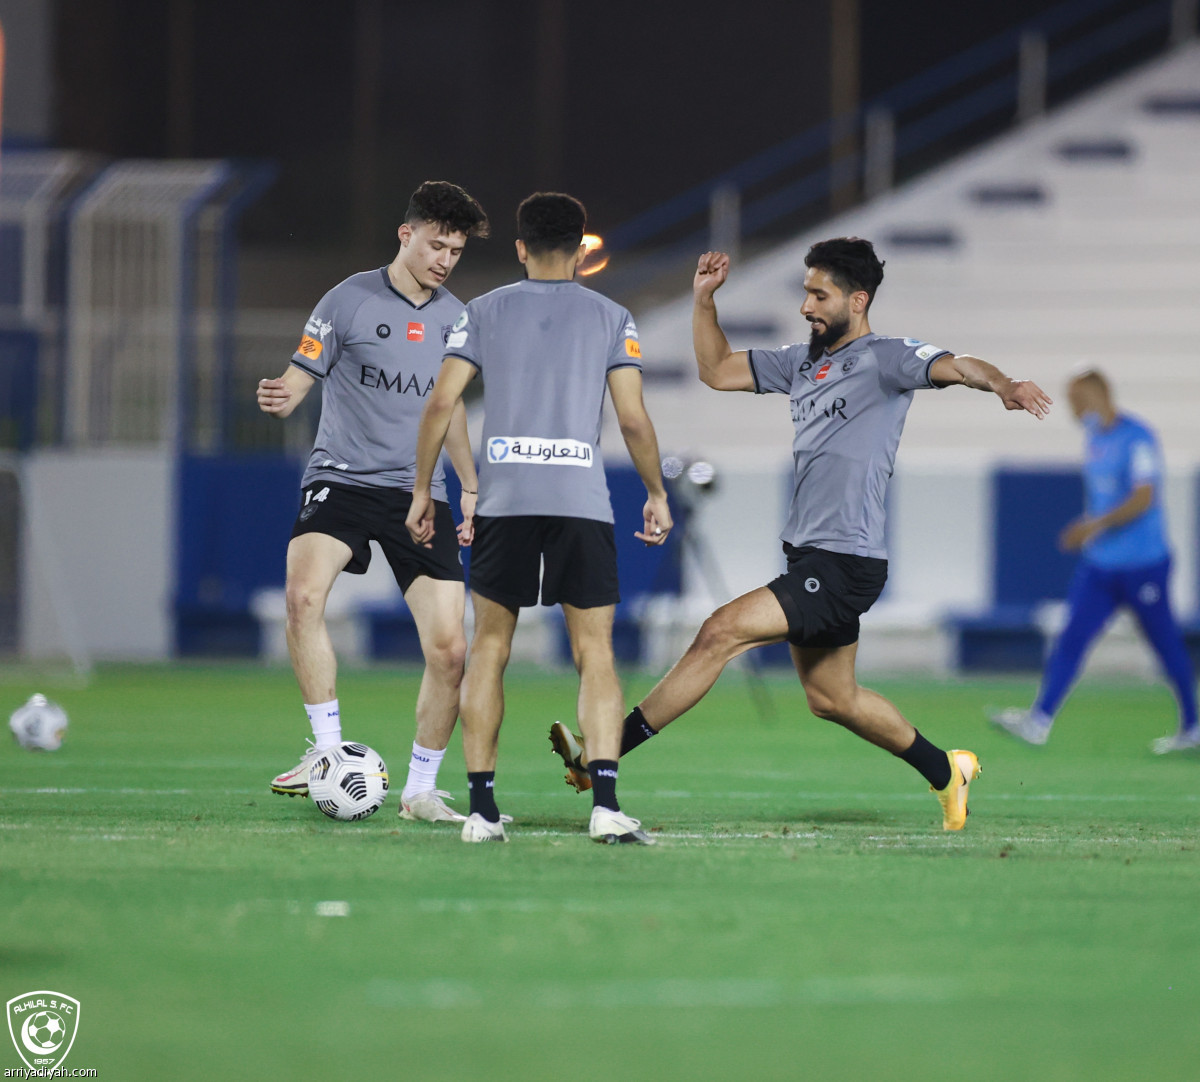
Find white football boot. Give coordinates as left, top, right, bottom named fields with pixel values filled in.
left=1151, top=728, right=1200, bottom=755
left=461, top=813, right=508, bottom=843
left=989, top=708, right=1051, bottom=746
left=399, top=789, right=468, bottom=822
left=270, top=741, right=326, bottom=797
left=589, top=807, right=655, bottom=845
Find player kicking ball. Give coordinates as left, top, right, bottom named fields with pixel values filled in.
left=408, top=192, right=672, bottom=844
left=257, top=181, right=489, bottom=822
left=551, top=237, right=1052, bottom=830
left=990, top=368, right=1199, bottom=754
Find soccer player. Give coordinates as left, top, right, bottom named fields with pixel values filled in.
left=550, top=238, right=1052, bottom=831
left=257, top=180, right=489, bottom=822
left=991, top=369, right=1199, bottom=753
left=406, top=192, right=673, bottom=844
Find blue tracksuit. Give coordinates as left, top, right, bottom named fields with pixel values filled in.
left=1034, top=414, right=1197, bottom=731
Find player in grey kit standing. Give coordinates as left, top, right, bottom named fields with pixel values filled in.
left=257, top=181, right=488, bottom=823
left=550, top=238, right=1053, bottom=830
left=407, top=192, right=673, bottom=844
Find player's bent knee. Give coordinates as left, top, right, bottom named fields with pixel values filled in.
left=425, top=637, right=467, bottom=678
left=284, top=581, right=327, bottom=627
left=805, top=690, right=853, bottom=723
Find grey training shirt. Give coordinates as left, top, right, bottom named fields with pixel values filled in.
left=445, top=279, right=643, bottom=523
left=291, top=268, right=464, bottom=500
left=748, top=333, right=949, bottom=559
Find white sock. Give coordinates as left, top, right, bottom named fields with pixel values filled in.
left=402, top=742, right=445, bottom=800
left=304, top=699, right=342, bottom=750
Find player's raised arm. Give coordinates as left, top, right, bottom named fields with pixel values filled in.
left=929, top=353, right=1052, bottom=419
left=256, top=365, right=316, bottom=418
left=407, top=356, right=477, bottom=546
left=607, top=367, right=673, bottom=545
left=692, top=251, right=754, bottom=392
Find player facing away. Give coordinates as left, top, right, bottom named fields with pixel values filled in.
left=991, top=369, right=1199, bottom=754
left=257, top=181, right=489, bottom=822
left=407, top=192, right=673, bottom=844
left=550, top=238, right=1053, bottom=830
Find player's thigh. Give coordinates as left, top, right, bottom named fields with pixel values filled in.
left=285, top=533, right=354, bottom=602
left=700, top=587, right=791, bottom=650
left=1059, top=563, right=1120, bottom=639
left=791, top=641, right=859, bottom=710
left=403, top=576, right=467, bottom=659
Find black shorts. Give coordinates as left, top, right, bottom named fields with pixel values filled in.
left=468, top=515, right=620, bottom=610
left=766, top=544, right=888, bottom=649
left=290, top=481, right=463, bottom=593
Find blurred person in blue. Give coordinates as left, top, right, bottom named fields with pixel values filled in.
left=991, top=368, right=1199, bottom=753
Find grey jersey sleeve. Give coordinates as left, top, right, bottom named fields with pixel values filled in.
left=748, top=345, right=802, bottom=394
left=291, top=287, right=352, bottom=379
left=607, top=312, right=643, bottom=372
left=877, top=337, right=950, bottom=392
left=443, top=304, right=479, bottom=369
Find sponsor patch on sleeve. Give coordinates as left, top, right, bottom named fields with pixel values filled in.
left=624, top=338, right=642, bottom=359
left=915, top=344, right=943, bottom=361
left=446, top=330, right=468, bottom=351
left=298, top=335, right=324, bottom=359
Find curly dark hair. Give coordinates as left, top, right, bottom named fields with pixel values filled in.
left=516, top=192, right=587, bottom=255
left=804, top=237, right=885, bottom=306
left=405, top=181, right=490, bottom=238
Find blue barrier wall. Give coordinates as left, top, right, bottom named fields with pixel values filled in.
left=175, top=454, right=304, bottom=655
left=992, top=468, right=1083, bottom=607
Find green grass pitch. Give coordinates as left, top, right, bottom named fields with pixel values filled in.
left=2, top=663, right=1198, bottom=1080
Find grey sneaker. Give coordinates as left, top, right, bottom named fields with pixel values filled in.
left=589, top=806, right=655, bottom=846
left=461, top=813, right=508, bottom=843
left=989, top=708, right=1051, bottom=746
left=399, top=789, right=467, bottom=822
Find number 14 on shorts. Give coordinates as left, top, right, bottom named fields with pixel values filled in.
left=304, top=486, right=331, bottom=506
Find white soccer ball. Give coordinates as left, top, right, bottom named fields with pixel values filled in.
left=9, top=693, right=69, bottom=751
left=308, top=741, right=389, bottom=821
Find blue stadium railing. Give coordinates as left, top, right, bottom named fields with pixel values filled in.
left=599, top=0, right=1182, bottom=300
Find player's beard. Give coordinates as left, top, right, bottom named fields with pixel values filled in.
left=806, top=313, right=850, bottom=361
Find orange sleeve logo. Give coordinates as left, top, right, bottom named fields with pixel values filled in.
left=624, top=338, right=641, bottom=359
left=298, top=335, right=323, bottom=359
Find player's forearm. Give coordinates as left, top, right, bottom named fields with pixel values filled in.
left=620, top=415, right=668, bottom=500
left=444, top=401, right=479, bottom=492
left=413, top=394, right=457, bottom=493
left=692, top=295, right=736, bottom=385
left=948, top=354, right=1013, bottom=394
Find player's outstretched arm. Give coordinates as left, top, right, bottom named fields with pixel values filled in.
left=608, top=367, right=673, bottom=546
left=929, top=354, right=1052, bottom=419
left=445, top=398, right=479, bottom=546
left=407, top=357, right=477, bottom=547
left=692, top=252, right=754, bottom=392
left=256, top=365, right=315, bottom=418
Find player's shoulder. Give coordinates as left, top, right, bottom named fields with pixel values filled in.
left=1117, top=413, right=1159, bottom=445
left=467, top=280, right=525, bottom=312
left=328, top=268, right=388, bottom=298
left=871, top=335, right=948, bottom=361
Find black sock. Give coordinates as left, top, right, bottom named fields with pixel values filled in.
left=589, top=760, right=619, bottom=811
left=897, top=731, right=952, bottom=789
left=619, top=706, right=658, bottom=757
left=467, top=771, right=500, bottom=822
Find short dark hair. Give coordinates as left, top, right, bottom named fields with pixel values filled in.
left=804, top=237, right=885, bottom=306
left=517, top=192, right=587, bottom=255
left=405, top=181, right=490, bottom=238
